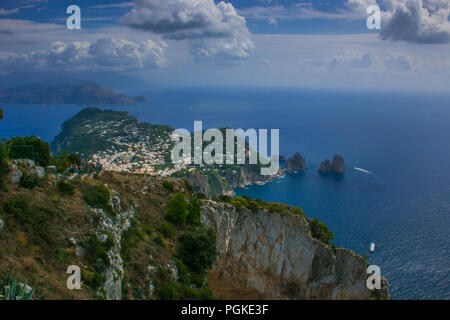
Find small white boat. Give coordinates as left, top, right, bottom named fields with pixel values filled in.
left=369, top=242, right=375, bottom=253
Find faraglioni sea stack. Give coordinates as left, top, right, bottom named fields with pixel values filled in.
left=331, top=155, right=345, bottom=173
left=318, top=159, right=332, bottom=173
left=284, top=152, right=307, bottom=172
left=318, top=155, right=345, bottom=174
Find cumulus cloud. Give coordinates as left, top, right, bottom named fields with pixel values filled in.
left=298, top=50, right=423, bottom=73
left=347, top=0, right=450, bottom=44
left=122, top=0, right=254, bottom=63
left=0, top=38, right=168, bottom=74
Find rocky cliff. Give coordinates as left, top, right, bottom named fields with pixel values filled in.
left=201, top=201, right=390, bottom=300
left=331, top=155, right=346, bottom=174
left=284, top=153, right=307, bottom=172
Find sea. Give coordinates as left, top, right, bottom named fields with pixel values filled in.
left=0, top=87, right=449, bottom=300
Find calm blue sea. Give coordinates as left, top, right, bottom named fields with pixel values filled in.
left=1, top=87, right=449, bottom=299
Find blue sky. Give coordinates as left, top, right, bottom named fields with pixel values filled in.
left=0, top=0, right=449, bottom=92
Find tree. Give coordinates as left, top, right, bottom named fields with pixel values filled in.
left=8, top=136, right=51, bottom=163
left=165, top=193, right=189, bottom=225
left=177, top=226, right=217, bottom=275
left=187, top=196, right=202, bottom=225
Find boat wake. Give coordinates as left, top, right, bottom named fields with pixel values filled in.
left=353, top=167, right=374, bottom=175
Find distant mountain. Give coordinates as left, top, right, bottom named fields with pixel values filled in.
left=0, top=82, right=146, bottom=106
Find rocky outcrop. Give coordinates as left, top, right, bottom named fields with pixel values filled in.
left=318, top=159, right=332, bottom=173
left=88, top=188, right=135, bottom=300
left=331, top=155, right=345, bottom=174
left=284, top=153, right=306, bottom=172
left=201, top=201, right=390, bottom=300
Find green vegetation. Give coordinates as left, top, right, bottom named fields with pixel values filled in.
left=8, top=135, right=51, bottom=164
left=222, top=195, right=305, bottom=218
left=82, top=184, right=112, bottom=213
left=57, top=179, right=75, bottom=196
left=165, top=193, right=202, bottom=226
left=162, top=180, right=175, bottom=192
left=1, top=196, right=57, bottom=252
left=80, top=234, right=113, bottom=290
left=309, top=218, right=335, bottom=246
left=158, top=222, right=176, bottom=239
left=165, top=193, right=189, bottom=225
left=19, top=173, right=40, bottom=189
left=0, top=144, right=9, bottom=191
left=0, top=276, right=37, bottom=300
left=177, top=226, right=217, bottom=275
left=49, top=152, right=81, bottom=173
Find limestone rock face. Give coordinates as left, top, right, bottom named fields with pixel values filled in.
left=331, top=155, right=345, bottom=174
left=284, top=153, right=306, bottom=172
left=318, top=159, right=332, bottom=173
left=10, top=165, right=22, bottom=184
left=201, top=201, right=390, bottom=300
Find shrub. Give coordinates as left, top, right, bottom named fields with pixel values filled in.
left=1, top=197, right=56, bottom=249
left=19, top=173, right=39, bottom=189
left=57, top=179, right=75, bottom=196
left=309, top=218, right=335, bottom=245
left=162, top=180, right=174, bottom=192
left=177, top=226, right=217, bottom=275
left=187, top=196, right=201, bottom=225
left=80, top=234, right=113, bottom=289
left=0, top=144, right=9, bottom=190
left=83, top=184, right=111, bottom=213
left=158, top=222, right=176, bottom=239
left=67, top=153, right=81, bottom=165
left=158, top=281, right=180, bottom=300
left=183, top=179, right=194, bottom=192
left=8, top=136, right=51, bottom=164
left=165, top=193, right=189, bottom=225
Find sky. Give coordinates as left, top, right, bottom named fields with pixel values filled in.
left=0, top=0, right=449, bottom=92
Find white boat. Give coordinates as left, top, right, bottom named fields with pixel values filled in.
left=369, top=242, right=375, bottom=253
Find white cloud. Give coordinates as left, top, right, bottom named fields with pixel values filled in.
left=238, top=3, right=361, bottom=22
left=0, top=38, right=168, bottom=73
left=122, top=0, right=254, bottom=63
left=298, top=49, right=424, bottom=73
left=347, top=0, right=450, bottom=44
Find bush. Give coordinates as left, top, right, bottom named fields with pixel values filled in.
left=57, top=179, right=75, bottom=196
left=187, top=196, right=201, bottom=225
left=19, top=173, right=39, bottom=189
left=162, top=180, right=175, bottom=192
left=158, top=282, right=180, bottom=300
left=83, top=184, right=111, bottom=212
left=165, top=193, right=189, bottom=225
left=177, top=226, right=217, bottom=275
left=183, top=179, right=194, bottom=192
left=8, top=136, right=51, bottom=164
left=158, top=222, right=176, bottom=239
left=0, top=144, right=9, bottom=190
left=67, top=153, right=81, bottom=166
left=1, top=197, right=56, bottom=249
left=309, top=218, right=334, bottom=245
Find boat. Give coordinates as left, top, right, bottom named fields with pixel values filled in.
left=369, top=242, right=375, bottom=253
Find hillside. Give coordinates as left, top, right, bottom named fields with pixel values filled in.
left=0, top=161, right=390, bottom=300
left=0, top=82, right=146, bottom=106
left=51, top=108, right=282, bottom=197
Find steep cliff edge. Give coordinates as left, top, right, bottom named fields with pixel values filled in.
left=201, top=201, right=390, bottom=300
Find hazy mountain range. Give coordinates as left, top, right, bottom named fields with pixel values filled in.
left=0, top=82, right=146, bottom=106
